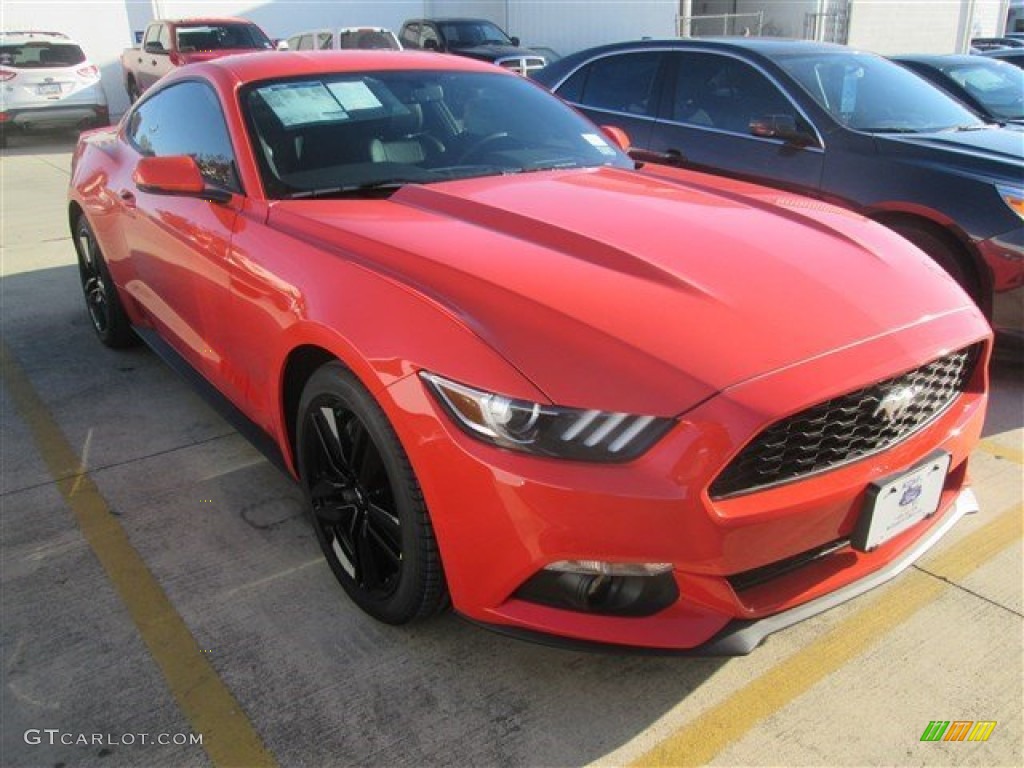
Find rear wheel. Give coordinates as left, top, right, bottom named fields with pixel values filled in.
left=297, top=363, right=447, bottom=624
left=74, top=216, right=137, bottom=348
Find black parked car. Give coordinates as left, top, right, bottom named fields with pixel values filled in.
left=534, top=39, right=1024, bottom=347
left=894, top=55, right=1024, bottom=125
left=980, top=48, right=1024, bottom=69
left=399, top=17, right=546, bottom=75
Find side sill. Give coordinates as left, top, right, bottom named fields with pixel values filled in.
left=133, top=326, right=291, bottom=477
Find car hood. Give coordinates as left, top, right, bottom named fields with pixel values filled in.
left=179, top=48, right=263, bottom=64
left=876, top=126, right=1024, bottom=180
left=450, top=43, right=541, bottom=60
left=268, top=167, right=978, bottom=415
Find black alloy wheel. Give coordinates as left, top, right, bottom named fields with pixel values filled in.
left=297, top=363, right=447, bottom=624
left=74, top=216, right=136, bottom=348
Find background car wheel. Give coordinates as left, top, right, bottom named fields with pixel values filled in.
left=126, top=79, right=141, bottom=104
left=297, top=362, right=448, bottom=624
left=889, top=221, right=982, bottom=305
left=74, top=216, right=137, bottom=348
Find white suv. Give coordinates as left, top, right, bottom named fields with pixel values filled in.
left=0, top=31, right=109, bottom=147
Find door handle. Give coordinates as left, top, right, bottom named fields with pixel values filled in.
left=119, top=189, right=137, bottom=209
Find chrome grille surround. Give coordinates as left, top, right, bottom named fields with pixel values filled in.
left=710, top=345, right=980, bottom=499
left=496, top=55, right=547, bottom=75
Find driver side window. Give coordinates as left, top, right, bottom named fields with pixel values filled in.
left=126, top=81, right=240, bottom=193
left=671, top=53, right=802, bottom=135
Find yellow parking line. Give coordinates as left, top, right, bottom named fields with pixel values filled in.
left=2, top=344, right=277, bottom=768
left=632, top=504, right=1022, bottom=767
left=976, top=440, right=1024, bottom=465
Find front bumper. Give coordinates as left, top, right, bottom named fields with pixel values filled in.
left=977, top=226, right=1024, bottom=344
left=384, top=310, right=990, bottom=651
left=467, top=487, right=978, bottom=656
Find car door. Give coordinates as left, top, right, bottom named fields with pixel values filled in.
left=553, top=51, right=667, bottom=153
left=137, top=24, right=165, bottom=91
left=648, top=51, right=825, bottom=194
left=120, top=81, right=243, bottom=383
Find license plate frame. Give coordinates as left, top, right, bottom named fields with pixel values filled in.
left=852, top=451, right=951, bottom=552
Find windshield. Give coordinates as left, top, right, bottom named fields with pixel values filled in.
left=777, top=51, right=985, bottom=132
left=0, top=42, right=85, bottom=68
left=440, top=21, right=512, bottom=47
left=941, top=59, right=1024, bottom=120
left=176, top=24, right=273, bottom=52
left=244, top=70, right=631, bottom=199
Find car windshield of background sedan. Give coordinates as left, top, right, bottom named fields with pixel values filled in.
left=243, top=70, right=632, bottom=198
left=777, top=51, right=986, bottom=133
left=939, top=59, right=1024, bottom=121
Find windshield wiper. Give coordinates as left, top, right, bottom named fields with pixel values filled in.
left=286, top=180, right=408, bottom=200
left=512, top=161, right=587, bottom=174
left=861, top=127, right=922, bottom=134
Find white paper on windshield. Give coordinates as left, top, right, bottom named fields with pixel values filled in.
left=261, top=82, right=349, bottom=126
left=327, top=81, right=383, bottom=112
left=581, top=132, right=617, bottom=156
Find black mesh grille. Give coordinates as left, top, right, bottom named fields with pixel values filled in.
left=710, top=345, right=980, bottom=498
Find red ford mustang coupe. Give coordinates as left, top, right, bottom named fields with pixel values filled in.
left=69, top=51, right=991, bottom=652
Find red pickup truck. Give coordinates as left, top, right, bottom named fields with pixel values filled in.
left=121, top=17, right=273, bottom=102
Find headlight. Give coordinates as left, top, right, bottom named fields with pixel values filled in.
left=420, top=372, right=674, bottom=461
left=998, top=185, right=1024, bottom=221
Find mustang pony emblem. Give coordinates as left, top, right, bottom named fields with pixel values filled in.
left=875, top=386, right=921, bottom=423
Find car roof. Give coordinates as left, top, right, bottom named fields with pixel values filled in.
left=164, top=17, right=257, bottom=26
left=179, top=48, right=510, bottom=85
left=893, top=54, right=992, bottom=66
left=406, top=18, right=495, bottom=24
left=0, top=31, right=78, bottom=44
left=534, top=37, right=859, bottom=86
left=980, top=48, right=1024, bottom=60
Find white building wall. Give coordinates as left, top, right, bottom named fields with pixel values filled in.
left=682, top=0, right=817, bottom=38
left=423, top=1, right=677, bottom=55
left=152, top=0, right=427, bottom=41
left=846, top=0, right=1004, bottom=54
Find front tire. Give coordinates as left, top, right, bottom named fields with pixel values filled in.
left=890, top=221, right=981, bottom=305
left=74, top=215, right=137, bottom=348
left=297, top=362, right=447, bottom=624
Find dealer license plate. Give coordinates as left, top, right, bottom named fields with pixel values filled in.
left=37, top=83, right=62, bottom=96
left=853, top=452, right=951, bottom=551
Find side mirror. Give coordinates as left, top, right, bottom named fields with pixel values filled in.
left=423, top=38, right=439, bottom=51
left=600, top=125, right=631, bottom=152
left=133, top=156, right=230, bottom=203
left=143, top=41, right=164, bottom=54
left=510, top=36, right=520, bottom=47
left=749, top=114, right=817, bottom=147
